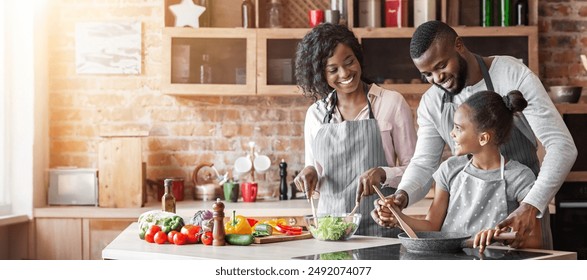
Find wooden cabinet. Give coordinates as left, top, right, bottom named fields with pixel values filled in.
left=161, top=0, right=539, bottom=97
left=36, top=218, right=83, bottom=260
left=35, top=218, right=133, bottom=260
left=356, top=25, right=538, bottom=95
left=162, top=27, right=256, bottom=96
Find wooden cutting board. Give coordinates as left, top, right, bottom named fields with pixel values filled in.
left=253, top=232, right=313, bottom=244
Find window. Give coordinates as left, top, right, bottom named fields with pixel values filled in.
left=0, top=0, right=10, bottom=215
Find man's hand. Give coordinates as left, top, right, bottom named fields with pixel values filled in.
left=356, top=167, right=386, bottom=203
left=496, top=202, right=539, bottom=248
left=371, top=189, right=409, bottom=228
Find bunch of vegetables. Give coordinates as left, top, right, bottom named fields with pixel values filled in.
left=138, top=210, right=185, bottom=239
left=309, top=216, right=357, bottom=241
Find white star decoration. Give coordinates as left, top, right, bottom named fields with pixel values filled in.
left=169, top=0, right=206, bottom=28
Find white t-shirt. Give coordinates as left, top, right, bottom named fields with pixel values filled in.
left=398, top=56, right=577, bottom=216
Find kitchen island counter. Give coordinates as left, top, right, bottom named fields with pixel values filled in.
left=102, top=223, right=576, bottom=260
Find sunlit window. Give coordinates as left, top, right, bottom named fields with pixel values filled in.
left=0, top=0, right=10, bottom=214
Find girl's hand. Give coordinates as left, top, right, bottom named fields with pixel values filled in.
left=473, top=227, right=508, bottom=254
left=371, top=190, right=409, bottom=228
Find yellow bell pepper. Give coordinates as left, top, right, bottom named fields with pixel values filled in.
left=224, top=210, right=252, bottom=235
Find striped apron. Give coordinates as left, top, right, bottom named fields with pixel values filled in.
left=313, top=86, right=400, bottom=237
left=437, top=55, right=552, bottom=249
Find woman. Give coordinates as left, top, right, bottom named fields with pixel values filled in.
left=293, top=23, right=417, bottom=237
left=377, top=90, right=543, bottom=253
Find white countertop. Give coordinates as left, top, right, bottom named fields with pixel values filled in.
left=102, top=223, right=576, bottom=260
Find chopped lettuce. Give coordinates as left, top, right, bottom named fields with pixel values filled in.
left=309, top=216, right=357, bottom=241
left=320, top=251, right=353, bottom=260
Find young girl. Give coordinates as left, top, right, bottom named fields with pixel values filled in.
left=382, top=90, right=543, bottom=253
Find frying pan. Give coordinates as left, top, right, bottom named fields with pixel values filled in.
left=398, top=231, right=516, bottom=253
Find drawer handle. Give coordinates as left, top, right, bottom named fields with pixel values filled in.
left=559, top=202, right=587, bottom=209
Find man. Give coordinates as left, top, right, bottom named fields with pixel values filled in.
left=372, top=20, right=577, bottom=249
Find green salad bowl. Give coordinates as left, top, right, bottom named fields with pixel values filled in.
left=304, top=213, right=361, bottom=241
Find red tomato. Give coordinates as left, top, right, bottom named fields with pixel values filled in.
left=146, top=225, right=161, bottom=236
left=181, top=225, right=201, bottom=244
left=167, top=230, right=179, bottom=243
left=201, top=231, right=213, bottom=246
left=154, top=231, right=167, bottom=244
left=173, top=232, right=187, bottom=245
left=145, top=233, right=155, bottom=243
left=145, top=224, right=162, bottom=243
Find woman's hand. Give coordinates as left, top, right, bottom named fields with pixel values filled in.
left=473, top=227, right=508, bottom=254
left=370, top=189, right=409, bottom=228
left=293, top=166, right=319, bottom=200
left=356, top=167, right=386, bottom=199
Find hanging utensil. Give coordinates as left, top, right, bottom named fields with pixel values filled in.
left=372, top=185, right=418, bottom=239
left=581, top=54, right=587, bottom=72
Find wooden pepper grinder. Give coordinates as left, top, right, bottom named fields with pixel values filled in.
left=212, top=198, right=226, bottom=246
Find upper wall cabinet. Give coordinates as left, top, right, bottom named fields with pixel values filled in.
left=162, top=27, right=256, bottom=96
left=162, top=0, right=538, bottom=96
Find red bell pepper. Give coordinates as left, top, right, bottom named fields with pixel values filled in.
left=246, top=218, right=258, bottom=227
left=275, top=223, right=303, bottom=235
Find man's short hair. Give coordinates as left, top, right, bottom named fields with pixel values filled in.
left=410, top=20, right=458, bottom=59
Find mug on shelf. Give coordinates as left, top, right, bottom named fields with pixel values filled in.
left=223, top=181, right=240, bottom=202
left=308, top=10, right=324, bottom=27
left=240, top=182, right=258, bottom=202
left=324, top=10, right=340, bottom=24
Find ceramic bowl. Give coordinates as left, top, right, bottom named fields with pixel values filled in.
left=304, top=213, right=361, bottom=241
left=549, top=86, right=582, bottom=103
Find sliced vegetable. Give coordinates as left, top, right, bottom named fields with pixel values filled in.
left=252, top=223, right=273, bottom=237
left=309, top=216, right=357, bottom=241
left=275, top=223, right=303, bottom=235
left=225, top=234, right=254, bottom=246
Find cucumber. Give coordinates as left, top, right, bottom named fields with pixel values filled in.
left=252, top=223, right=273, bottom=237
left=225, top=234, right=254, bottom=246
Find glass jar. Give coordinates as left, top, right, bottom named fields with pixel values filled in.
left=267, top=0, right=283, bottom=28
left=200, top=54, right=212, bottom=84
left=241, top=0, right=255, bottom=28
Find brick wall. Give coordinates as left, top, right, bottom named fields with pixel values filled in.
left=46, top=0, right=586, bottom=203
left=47, top=0, right=312, bottom=202
left=538, top=0, right=587, bottom=87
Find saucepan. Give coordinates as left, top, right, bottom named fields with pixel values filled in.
left=398, top=231, right=516, bottom=253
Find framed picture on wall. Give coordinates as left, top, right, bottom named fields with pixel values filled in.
left=75, top=21, right=142, bottom=74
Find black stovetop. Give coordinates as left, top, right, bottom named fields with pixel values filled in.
left=292, top=244, right=550, bottom=260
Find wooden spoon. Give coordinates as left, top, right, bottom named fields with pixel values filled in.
left=309, top=192, right=318, bottom=228
left=348, top=202, right=360, bottom=217
left=372, top=185, right=418, bottom=239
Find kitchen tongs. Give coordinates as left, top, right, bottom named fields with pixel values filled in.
left=372, top=185, right=418, bottom=239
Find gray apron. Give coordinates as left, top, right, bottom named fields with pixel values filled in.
left=313, top=84, right=399, bottom=237
left=442, top=155, right=508, bottom=234
left=437, top=55, right=552, bottom=249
